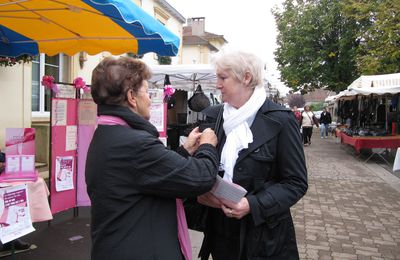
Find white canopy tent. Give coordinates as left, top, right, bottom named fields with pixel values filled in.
left=148, top=64, right=218, bottom=93
left=324, top=89, right=358, bottom=103
left=326, top=73, right=400, bottom=127
left=347, top=73, right=400, bottom=95
left=148, top=64, right=276, bottom=126
left=148, top=64, right=274, bottom=94
left=325, top=95, right=337, bottom=103
left=325, top=73, right=400, bottom=103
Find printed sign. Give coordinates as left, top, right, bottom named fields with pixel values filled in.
left=55, top=156, right=74, bottom=192
left=1, top=128, right=37, bottom=182
left=0, top=185, right=35, bottom=244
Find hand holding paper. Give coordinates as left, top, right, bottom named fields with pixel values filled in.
left=197, top=176, right=250, bottom=219
left=221, top=198, right=250, bottom=220
left=210, top=175, right=247, bottom=204
left=197, top=192, right=222, bottom=209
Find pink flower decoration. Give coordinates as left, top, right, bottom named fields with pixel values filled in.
left=41, top=75, right=59, bottom=93
left=41, top=75, right=55, bottom=89
left=73, top=77, right=86, bottom=89
left=164, top=85, right=175, bottom=97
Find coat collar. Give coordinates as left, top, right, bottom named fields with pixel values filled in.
left=203, top=101, right=289, bottom=163
left=97, top=104, right=159, bottom=137
left=235, top=100, right=286, bottom=163
left=209, top=99, right=288, bottom=163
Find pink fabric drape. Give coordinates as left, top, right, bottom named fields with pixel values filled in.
left=176, top=198, right=192, bottom=260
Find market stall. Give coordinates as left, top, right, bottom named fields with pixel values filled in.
left=338, top=131, right=400, bottom=154
left=148, top=64, right=276, bottom=150
left=331, top=73, right=400, bottom=161
left=148, top=64, right=219, bottom=149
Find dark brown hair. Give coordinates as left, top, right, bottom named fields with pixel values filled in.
left=91, top=56, right=151, bottom=105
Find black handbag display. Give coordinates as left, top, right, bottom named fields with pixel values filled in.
left=188, top=84, right=210, bottom=112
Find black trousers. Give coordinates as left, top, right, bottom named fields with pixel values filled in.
left=209, top=234, right=240, bottom=260
left=302, top=127, right=313, bottom=144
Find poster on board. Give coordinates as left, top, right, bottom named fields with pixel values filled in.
left=55, top=156, right=74, bottom=192
left=149, top=89, right=165, bottom=133
left=51, top=99, right=67, bottom=126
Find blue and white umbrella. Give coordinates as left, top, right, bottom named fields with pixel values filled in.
left=0, top=0, right=180, bottom=57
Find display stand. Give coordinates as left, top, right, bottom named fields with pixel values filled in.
left=46, top=79, right=167, bottom=216
left=49, top=88, right=78, bottom=214
left=0, top=128, right=38, bottom=183
left=76, top=97, right=97, bottom=207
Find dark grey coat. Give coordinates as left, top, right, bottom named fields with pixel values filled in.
left=199, top=100, right=308, bottom=260
left=85, top=105, right=219, bottom=260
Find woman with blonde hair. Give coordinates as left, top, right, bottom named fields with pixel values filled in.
left=192, top=50, right=308, bottom=260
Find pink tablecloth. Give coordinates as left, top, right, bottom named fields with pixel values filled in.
left=27, top=177, right=52, bottom=222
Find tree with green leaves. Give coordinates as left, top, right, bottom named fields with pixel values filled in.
left=273, top=0, right=399, bottom=94
left=342, top=0, right=400, bottom=74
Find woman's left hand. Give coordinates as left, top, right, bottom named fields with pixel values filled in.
left=221, top=197, right=250, bottom=219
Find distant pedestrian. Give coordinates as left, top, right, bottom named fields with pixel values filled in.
left=301, top=105, right=318, bottom=146
left=319, top=108, right=332, bottom=138
left=292, top=106, right=302, bottom=127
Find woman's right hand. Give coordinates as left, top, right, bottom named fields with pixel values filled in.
left=183, top=127, right=202, bottom=155
left=199, top=128, right=218, bottom=147
left=198, top=192, right=222, bottom=208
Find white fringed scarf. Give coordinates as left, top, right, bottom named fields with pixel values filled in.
left=221, top=86, right=267, bottom=182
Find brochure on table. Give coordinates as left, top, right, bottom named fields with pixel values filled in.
left=0, top=128, right=38, bottom=182
left=0, top=184, right=35, bottom=243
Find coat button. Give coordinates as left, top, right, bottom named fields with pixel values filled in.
left=237, top=167, right=243, bottom=171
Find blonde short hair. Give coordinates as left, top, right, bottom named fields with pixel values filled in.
left=212, top=50, right=264, bottom=88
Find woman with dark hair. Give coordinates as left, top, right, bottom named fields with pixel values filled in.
left=86, top=56, right=219, bottom=260
left=319, top=108, right=332, bottom=138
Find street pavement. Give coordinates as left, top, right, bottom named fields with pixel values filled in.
left=2, top=132, right=400, bottom=259
left=292, top=133, right=400, bottom=260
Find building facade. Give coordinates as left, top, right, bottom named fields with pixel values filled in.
left=0, top=0, right=185, bottom=165
left=181, top=17, right=227, bottom=64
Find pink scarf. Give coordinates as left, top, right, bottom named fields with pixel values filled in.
left=97, top=115, right=192, bottom=260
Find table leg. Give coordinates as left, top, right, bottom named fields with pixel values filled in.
left=364, top=150, right=391, bottom=166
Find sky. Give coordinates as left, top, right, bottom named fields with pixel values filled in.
left=166, top=0, right=290, bottom=95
